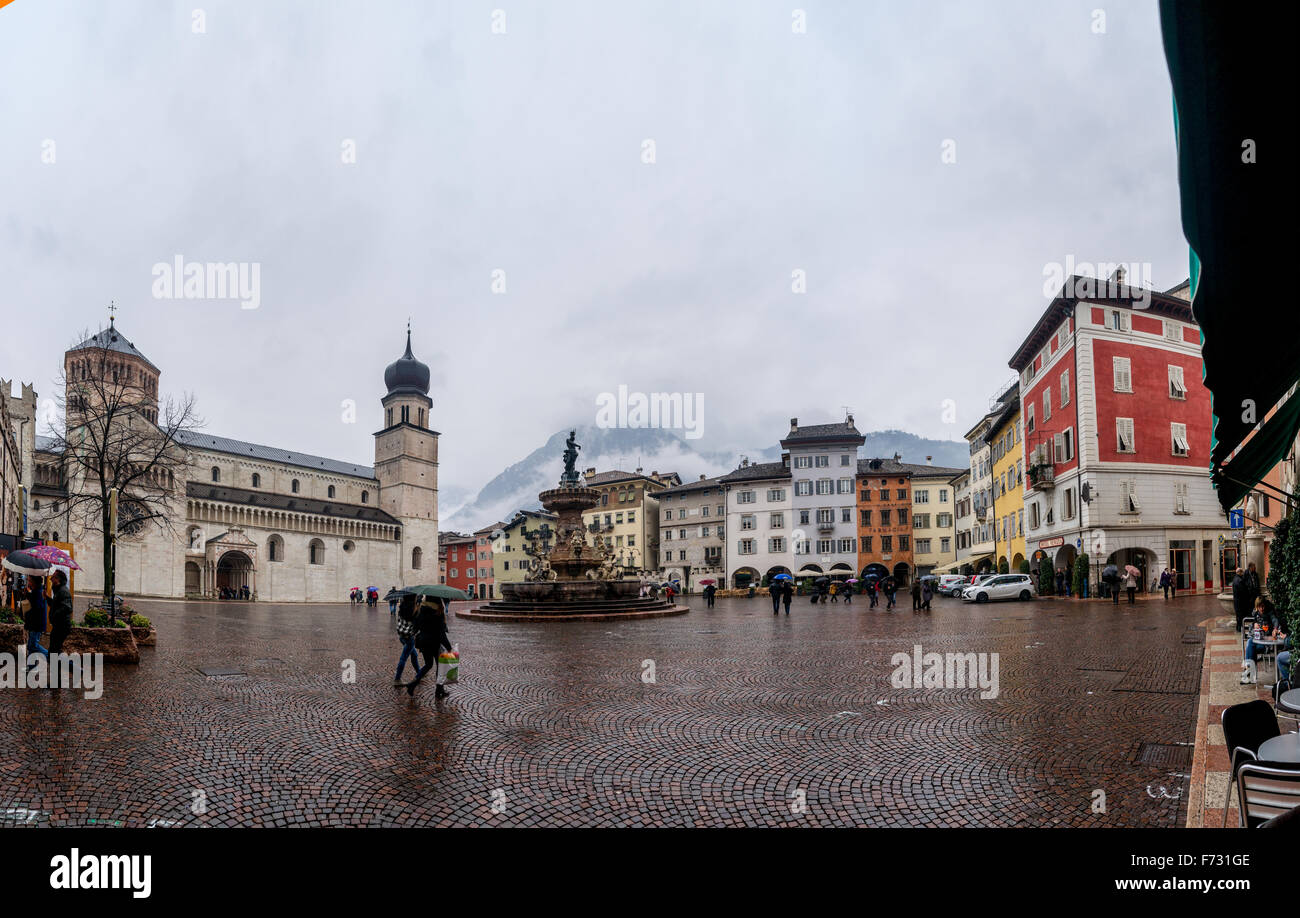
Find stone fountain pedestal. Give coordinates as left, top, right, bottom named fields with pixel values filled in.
left=457, top=483, right=687, bottom=622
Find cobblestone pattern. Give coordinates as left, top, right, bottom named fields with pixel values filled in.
left=0, top=594, right=1215, bottom=827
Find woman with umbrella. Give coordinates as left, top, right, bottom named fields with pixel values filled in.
left=405, top=586, right=462, bottom=698
left=1101, top=564, right=1120, bottom=605
left=2, top=549, right=54, bottom=669
left=1123, top=564, right=1140, bottom=604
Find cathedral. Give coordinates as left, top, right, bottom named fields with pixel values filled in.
left=18, top=320, right=440, bottom=602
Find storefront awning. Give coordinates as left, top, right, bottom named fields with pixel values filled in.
left=1159, top=1, right=1300, bottom=511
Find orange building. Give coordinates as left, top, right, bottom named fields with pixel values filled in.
left=856, top=457, right=915, bottom=586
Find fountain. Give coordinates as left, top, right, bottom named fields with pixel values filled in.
left=457, top=431, right=688, bottom=621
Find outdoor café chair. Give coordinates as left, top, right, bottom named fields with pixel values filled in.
left=1236, top=763, right=1300, bottom=828
left=1221, top=699, right=1282, bottom=826
left=1274, top=679, right=1300, bottom=730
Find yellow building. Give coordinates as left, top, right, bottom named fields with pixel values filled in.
left=988, top=384, right=1026, bottom=572
left=491, top=509, right=557, bottom=585
left=909, top=463, right=964, bottom=577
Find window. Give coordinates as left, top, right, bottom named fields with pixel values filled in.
left=664, top=530, right=673, bottom=541
left=1060, top=370, right=1070, bottom=406
left=941, top=537, right=951, bottom=553
left=837, top=478, right=853, bottom=494
left=1111, top=309, right=1126, bottom=331
left=860, top=509, right=872, bottom=526
left=1116, top=417, right=1135, bottom=453
left=361, top=491, right=368, bottom=504
left=898, top=508, right=908, bottom=525
left=899, top=535, right=909, bottom=551
left=939, top=489, right=948, bottom=502
left=1171, top=422, right=1189, bottom=457
left=1120, top=479, right=1140, bottom=513
left=799, top=510, right=810, bottom=525
left=915, top=489, right=929, bottom=504
left=838, top=538, right=855, bottom=553
left=678, top=508, right=687, bottom=519
left=328, top=485, right=336, bottom=498
left=450, top=569, right=458, bottom=578
left=292, top=479, right=300, bottom=494
left=916, top=538, right=931, bottom=553
left=268, top=535, right=283, bottom=562
left=841, top=508, right=852, bottom=523
left=815, top=455, right=829, bottom=468
left=816, top=508, right=834, bottom=524
left=1165, top=319, right=1181, bottom=341
left=1113, top=356, right=1132, bottom=392
left=1026, top=403, right=1035, bottom=433
left=741, top=515, right=756, bottom=531
left=770, top=512, right=784, bottom=528
left=815, top=479, right=833, bottom=495
left=678, top=529, right=686, bottom=540
left=769, top=537, right=785, bottom=552
left=665, top=510, right=672, bottom=521
left=897, top=489, right=907, bottom=500
left=861, top=536, right=873, bottom=552
left=768, top=488, right=785, bottom=501
left=881, top=536, right=892, bottom=552
left=1029, top=502, right=1040, bottom=529
left=937, top=513, right=952, bottom=527
left=737, top=490, right=756, bottom=504
left=1169, top=364, right=1187, bottom=399
left=309, top=539, right=324, bottom=565
left=794, top=456, right=811, bottom=469
left=412, top=547, right=422, bottom=569
left=677, top=551, right=685, bottom=562
left=211, top=466, right=220, bottom=482
left=1043, top=387, right=1052, bottom=421
left=795, top=481, right=812, bottom=497
left=840, top=454, right=850, bottom=466
left=881, top=509, right=891, bottom=525
left=914, top=513, right=930, bottom=529
left=251, top=472, right=261, bottom=488
left=1175, top=482, right=1190, bottom=514
left=1063, top=488, right=1076, bottom=520
left=629, top=511, right=636, bottom=523
left=818, top=539, right=834, bottom=553
left=739, top=539, right=755, bottom=555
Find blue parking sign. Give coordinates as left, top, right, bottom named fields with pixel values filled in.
left=1229, top=509, right=1244, bottom=529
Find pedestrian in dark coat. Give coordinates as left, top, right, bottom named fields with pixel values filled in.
left=771, top=582, right=783, bottom=616
left=704, top=584, right=716, bottom=608
left=22, top=576, right=50, bottom=667
left=406, top=598, right=452, bottom=697
left=48, top=571, right=74, bottom=654
left=911, top=579, right=922, bottom=611
left=781, top=581, right=793, bottom=615
left=921, top=581, right=932, bottom=612
left=1232, top=568, right=1256, bottom=631
left=393, top=593, right=421, bottom=686
left=868, top=579, right=878, bottom=608
left=884, top=577, right=897, bottom=610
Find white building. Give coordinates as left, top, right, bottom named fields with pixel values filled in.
left=782, top=416, right=865, bottom=581
left=721, top=457, right=792, bottom=588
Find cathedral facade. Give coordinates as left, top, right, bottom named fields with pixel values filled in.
left=25, top=322, right=439, bottom=603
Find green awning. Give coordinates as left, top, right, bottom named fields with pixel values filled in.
left=1159, top=1, right=1300, bottom=512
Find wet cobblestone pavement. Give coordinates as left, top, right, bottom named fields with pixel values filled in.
left=0, top=593, right=1213, bottom=827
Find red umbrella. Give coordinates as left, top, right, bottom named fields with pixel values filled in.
left=699, top=579, right=716, bottom=585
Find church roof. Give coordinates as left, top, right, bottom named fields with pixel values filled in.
left=175, top=430, right=376, bottom=479
left=71, top=323, right=160, bottom=372
left=186, top=482, right=400, bottom=525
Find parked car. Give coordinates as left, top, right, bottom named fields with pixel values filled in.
left=958, top=574, right=995, bottom=599
left=963, top=573, right=1036, bottom=603
left=937, top=574, right=968, bottom=596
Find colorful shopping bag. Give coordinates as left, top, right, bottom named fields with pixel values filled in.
left=437, top=649, right=459, bottom=684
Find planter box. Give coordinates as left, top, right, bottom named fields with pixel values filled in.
left=0, top=623, right=140, bottom=664
left=130, top=626, right=157, bottom=647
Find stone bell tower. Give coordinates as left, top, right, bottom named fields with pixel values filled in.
left=374, top=326, right=439, bottom=584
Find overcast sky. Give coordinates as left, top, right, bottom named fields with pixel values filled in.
left=0, top=0, right=1188, bottom=498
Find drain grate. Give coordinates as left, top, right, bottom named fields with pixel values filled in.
left=196, top=665, right=245, bottom=676
left=1133, top=742, right=1192, bottom=769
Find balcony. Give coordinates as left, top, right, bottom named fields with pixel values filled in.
left=1028, top=462, right=1055, bottom=491
left=817, top=521, right=835, bottom=533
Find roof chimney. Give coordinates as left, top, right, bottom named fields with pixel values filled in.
left=699, top=473, right=706, bottom=481
left=585, top=467, right=596, bottom=476
left=789, top=417, right=798, bottom=431
left=846, top=413, right=854, bottom=426
left=926, top=455, right=933, bottom=465
left=1111, top=266, right=1125, bottom=286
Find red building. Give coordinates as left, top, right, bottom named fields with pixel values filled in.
left=1009, top=272, right=1230, bottom=594
left=439, top=532, right=478, bottom=597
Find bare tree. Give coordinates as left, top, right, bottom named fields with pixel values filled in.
left=47, top=328, right=202, bottom=604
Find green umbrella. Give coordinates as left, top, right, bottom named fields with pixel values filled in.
left=406, top=584, right=471, bottom=601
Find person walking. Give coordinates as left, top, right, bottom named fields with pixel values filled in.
left=48, top=570, right=74, bottom=654
left=771, top=581, right=783, bottom=616
left=842, top=583, right=852, bottom=605
left=392, top=593, right=422, bottom=686
left=781, top=579, right=793, bottom=615
left=1124, top=569, right=1138, bottom=604
left=884, top=577, right=897, bottom=610
left=1232, top=567, right=1253, bottom=631
left=829, top=583, right=838, bottom=603
left=921, top=579, right=932, bottom=612
left=387, top=587, right=400, bottom=615
left=1159, top=569, right=1171, bottom=600
left=911, top=578, right=921, bottom=612
left=868, top=579, right=878, bottom=609
left=406, top=597, right=452, bottom=698
left=22, top=575, right=50, bottom=669
left=704, top=583, right=716, bottom=609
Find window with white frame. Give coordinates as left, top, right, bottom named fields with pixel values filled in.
left=916, top=538, right=931, bottom=554
left=816, top=508, right=833, bottom=524
left=1029, top=502, right=1040, bottom=529
left=737, top=490, right=756, bottom=503
left=915, top=489, right=929, bottom=503
left=740, top=515, right=756, bottom=530
left=1164, top=319, right=1181, bottom=341
left=841, top=507, right=853, bottom=523
left=837, top=478, right=853, bottom=494
left=1171, top=422, right=1189, bottom=457
left=1026, top=402, right=1035, bottom=433
left=814, top=455, right=829, bottom=468
left=1120, top=479, right=1141, bottom=513
left=795, top=481, right=811, bottom=496
left=767, top=488, right=785, bottom=501
left=738, top=539, right=755, bottom=554
left=1060, top=369, right=1070, bottom=406
left=838, top=538, right=855, bottom=553
left=1168, top=364, right=1187, bottom=399
left=815, top=479, right=833, bottom=495
left=1043, top=387, right=1052, bottom=421
left=1063, top=487, right=1076, bottom=520
left=1116, top=417, right=1135, bottom=453
left=1175, top=482, right=1190, bottom=514
left=769, top=537, right=785, bottom=552
left=794, top=456, right=811, bottom=468
left=1113, top=356, right=1132, bottom=392
left=770, top=512, right=784, bottom=528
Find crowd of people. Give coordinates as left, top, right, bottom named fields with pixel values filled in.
left=8, top=570, right=75, bottom=674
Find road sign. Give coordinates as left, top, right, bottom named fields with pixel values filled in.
left=1229, top=508, right=1244, bottom=529
left=1075, top=538, right=1082, bottom=549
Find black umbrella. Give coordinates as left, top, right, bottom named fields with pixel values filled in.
left=1102, top=564, right=1119, bottom=582
left=1, top=549, right=52, bottom=577
left=814, top=576, right=830, bottom=584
